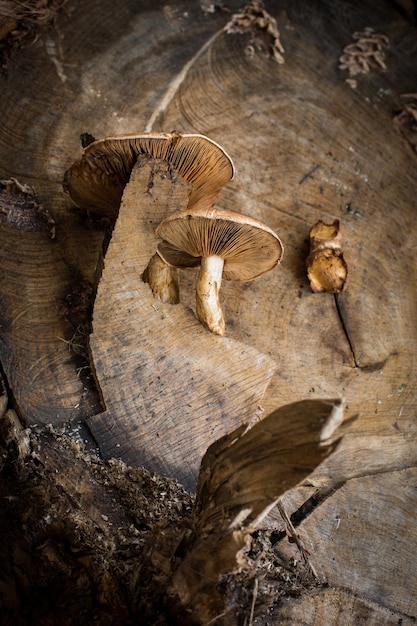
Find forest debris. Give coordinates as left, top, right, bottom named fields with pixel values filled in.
left=393, top=93, right=417, bottom=153
left=200, top=0, right=230, bottom=14
left=156, top=207, right=283, bottom=335
left=57, top=278, right=95, bottom=359
left=306, top=219, right=348, bottom=293
left=0, top=370, right=30, bottom=469
left=0, top=177, right=56, bottom=237
left=58, top=278, right=94, bottom=328
left=224, top=0, right=285, bottom=63
left=0, top=0, right=67, bottom=71
left=339, top=27, right=389, bottom=86
left=0, top=424, right=194, bottom=625
left=0, top=399, right=348, bottom=624
left=0, top=408, right=30, bottom=469
left=168, top=398, right=345, bottom=624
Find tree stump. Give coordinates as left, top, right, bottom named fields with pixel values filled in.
left=0, top=0, right=416, bottom=623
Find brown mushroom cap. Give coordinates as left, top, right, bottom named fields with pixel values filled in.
left=156, top=207, right=283, bottom=280
left=63, top=132, right=235, bottom=219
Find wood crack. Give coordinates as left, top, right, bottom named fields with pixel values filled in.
left=334, top=293, right=359, bottom=367
left=272, top=463, right=417, bottom=545
left=145, top=29, right=223, bottom=132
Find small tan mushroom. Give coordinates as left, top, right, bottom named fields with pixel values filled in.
left=156, top=207, right=283, bottom=335
left=64, top=131, right=235, bottom=219
left=306, top=219, right=348, bottom=293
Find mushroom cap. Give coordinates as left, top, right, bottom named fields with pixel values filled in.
left=156, top=207, right=284, bottom=281
left=63, top=132, right=235, bottom=219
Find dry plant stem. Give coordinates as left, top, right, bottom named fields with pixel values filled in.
left=277, top=500, right=319, bottom=581
left=143, top=253, right=179, bottom=304
left=196, top=255, right=225, bottom=336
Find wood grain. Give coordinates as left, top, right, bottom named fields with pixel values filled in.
left=87, top=156, right=276, bottom=489
left=0, top=0, right=416, bottom=620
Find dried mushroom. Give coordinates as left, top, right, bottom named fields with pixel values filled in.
left=224, top=0, right=285, bottom=63
left=156, top=207, right=283, bottom=335
left=306, top=219, right=347, bottom=293
left=339, top=27, right=389, bottom=87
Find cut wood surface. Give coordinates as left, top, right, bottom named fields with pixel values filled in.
left=87, top=155, right=275, bottom=488
left=0, top=0, right=417, bottom=622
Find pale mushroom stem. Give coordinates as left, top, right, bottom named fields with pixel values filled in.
left=143, top=253, right=179, bottom=304
left=196, top=255, right=225, bottom=336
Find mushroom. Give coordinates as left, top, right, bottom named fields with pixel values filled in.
left=306, top=219, right=348, bottom=293
left=63, top=131, right=235, bottom=220
left=155, top=207, right=283, bottom=335
left=64, top=132, right=235, bottom=305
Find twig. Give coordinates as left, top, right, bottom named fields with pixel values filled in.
left=277, top=500, right=319, bottom=580
left=248, top=577, right=258, bottom=626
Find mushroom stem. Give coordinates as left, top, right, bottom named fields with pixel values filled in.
left=143, top=253, right=179, bottom=304
left=196, top=255, right=225, bottom=336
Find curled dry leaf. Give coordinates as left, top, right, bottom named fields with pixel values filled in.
left=169, top=398, right=346, bottom=624
left=224, top=0, right=285, bottom=63
left=306, top=219, right=348, bottom=293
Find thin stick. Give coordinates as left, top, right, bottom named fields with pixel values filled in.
left=277, top=500, right=319, bottom=580
left=248, top=577, right=258, bottom=626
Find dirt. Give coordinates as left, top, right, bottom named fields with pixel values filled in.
left=0, top=423, right=317, bottom=625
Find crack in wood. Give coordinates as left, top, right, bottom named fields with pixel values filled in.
left=145, top=29, right=222, bottom=132
left=334, top=293, right=359, bottom=367
left=272, top=463, right=417, bottom=546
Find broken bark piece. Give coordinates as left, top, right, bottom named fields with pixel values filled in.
left=306, top=219, right=348, bottom=293
left=168, top=398, right=346, bottom=624
left=0, top=177, right=55, bottom=238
